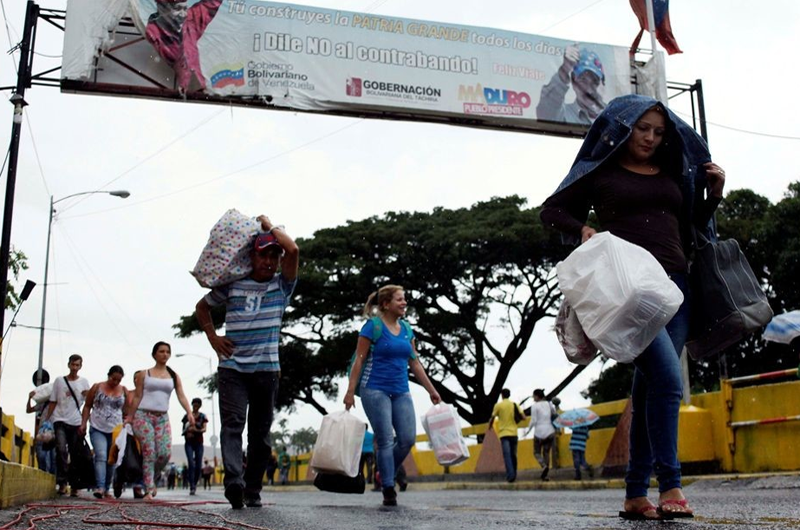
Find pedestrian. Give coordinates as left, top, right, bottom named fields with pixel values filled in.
left=278, top=447, right=290, bottom=486
left=80, top=365, right=128, bottom=499
left=265, top=451, right=278, bottom=486
left=488, top=388, right=524, bottom=483
left=44, top=354, right=90, bottom=496
left=344, top=284, right=442, bottom=506
left=202, top=459, right=214, bottom=490
left=181, top=465, right=189, bottom=489
left=195, top=216, right=299, bottom=509
left=26, top=371, right=56, bottom=475
left=569, top=425, right=593, bottom=480
left=167, top=463, right=177, bottom=490
left=360, top=430, right=375, bottom=484
left=526, top=389, right=556, bottom=481
left=551, top=396, right=563, bottom=469
left=540, top=94, right=725, bottom=519
left=182, top=397, right=208, bottom=495
left=126, top=341, right=194, bottom=500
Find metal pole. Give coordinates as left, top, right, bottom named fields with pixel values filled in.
left=644, top=0, right=658, bottom=54
left=0, top=0, right=37, bottom=348
left=35, top=195, right=53, bottom=385
left=694, top=79, right=709, bottom=143
left=209, top=355, right=218, bottom=467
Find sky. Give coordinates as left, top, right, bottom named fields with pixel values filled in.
left=1, top=0, right=798, bottom=455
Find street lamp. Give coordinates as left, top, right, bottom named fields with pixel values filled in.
left=36, top=190, right=130, bottom=385
left=176, top=352, right=219, bottom=466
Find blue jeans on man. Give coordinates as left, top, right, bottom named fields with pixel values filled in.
left=218, top=368, right=279, bottom=499
left=185, top=442, right=204, bottom=492
left=626, top=273, right=690, bottom=498
left=500, top=436, right=518, bottom=482
left=35, top=442, right=56, bottom=474
left=359, top=388, right=416, bottom=490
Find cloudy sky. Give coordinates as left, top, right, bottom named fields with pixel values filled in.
left=1, top=0, right=798, bottom=453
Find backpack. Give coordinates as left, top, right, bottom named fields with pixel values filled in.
left=347, top=316, right=414, bottom=396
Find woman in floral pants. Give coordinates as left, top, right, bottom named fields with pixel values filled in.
left=126, top=342, right=193, bottom=500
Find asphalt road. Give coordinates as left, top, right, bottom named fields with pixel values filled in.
left=3, top=477, right=800, bottom=530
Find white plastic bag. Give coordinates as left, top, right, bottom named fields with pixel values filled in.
left=421, top=404, right=470, bottom=467
left=190, top=209, right=261, bottom=288
left=554, top=299, right=597, bottom=365
left=31, top=382, right=53, bottom=404
left=310, top=411, right=367, bottom=478
left=556, top=232, right=683, bottom=363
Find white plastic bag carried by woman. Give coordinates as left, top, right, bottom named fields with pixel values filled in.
left=310, top=411, right=367, bottom=478
left=421, top=404, right=469, bottom=467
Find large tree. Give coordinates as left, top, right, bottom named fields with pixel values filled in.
left=176, top=196, right=567, bottom=423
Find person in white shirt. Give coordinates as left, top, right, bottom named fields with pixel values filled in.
left=525, top=388, right=556, bottom=481
left=45, top=354, right=90, bottom=495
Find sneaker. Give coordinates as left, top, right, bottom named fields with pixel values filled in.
left=93, top=489, right=104, bottom=499
left=244, top=495, right=262, bottom=508
left=69, top=488, right=80, bottom=497
left=190, top=488, right=196, bottom=496
left=225, top=484, right=244, bottom=509
left=133, top=487, right=145, bottom=499
left=540, top=466, right=550, bottom=481
left=57, top=485, right=68, bottom=495
left=381, top=486, right=397, bottom=507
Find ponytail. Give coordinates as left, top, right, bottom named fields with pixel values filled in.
left=362, top=284, right=404, bottom=318
left=362, top=291, right=380, bottom=318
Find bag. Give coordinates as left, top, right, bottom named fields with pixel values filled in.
left=556, top=232, right=684, bottom=363
left=68, top=437, right=96, bottom=491
left=113, top=425, right=143, bottom=495
left=513, top=404, right=524, bottom=425
left=190, top=209, right=262, bottom=288
left=31, top=383, right=53, bottom=404
left=313, top=471, right=366, bottom=494
left=685, top=230, right=773, bottom=360
left=347, top=317, right=413, bottom=396
left=421, top=404, right=470, bottom=467
left=35, top=420, right=55, bottom=449
left=310, top=411, right=367, bottom=478
left=554, top=299, right=598, bottom=365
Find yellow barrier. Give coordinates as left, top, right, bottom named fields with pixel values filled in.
left=0, top=409, right=54, bottom=508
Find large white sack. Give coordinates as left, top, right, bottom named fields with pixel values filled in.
left=190, top=209, right=261, bottom=288
left=556, top=232, right=683, bottom=363
left=31, top=382, right=53, bottom=404
left=421, top=404, right=470, bottom=467
left=310, top=411, right=367, bottom=478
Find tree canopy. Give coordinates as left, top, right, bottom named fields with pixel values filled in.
left=5, top=247, right=29, bottom=311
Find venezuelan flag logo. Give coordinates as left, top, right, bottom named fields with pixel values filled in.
left=211, top=64, right=245, bottom=89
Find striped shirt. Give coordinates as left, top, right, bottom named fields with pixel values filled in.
left=204, top=275, right=296, bottom=373
left=569, top=425, right=590, bottom=452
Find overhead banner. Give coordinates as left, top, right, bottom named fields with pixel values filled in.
left=63, top=0, right=638, bottom=135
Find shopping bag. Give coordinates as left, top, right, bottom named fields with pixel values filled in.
left=685, top=230, right=773, bottom=360
left=190, top=209, right=261, bottom=288
left=31, top=383, right=53, bottom=404
left=556, top=232, right=684, bottom=363
left=113, top=425, right=143, bottom=489
left=313, top=471, right=366, bottom=494
left=421, top=404, right=469, bottom=467
left=35, top=420, right=55, bottom=450
left=310, top=411, right=367, bottom=478
left=68, top=437, right=96, bottom=490
left=554, top=299, right=598, bottom=365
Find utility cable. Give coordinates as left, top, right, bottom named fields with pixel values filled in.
left=671, top=109, right=800, bottom=141
left=24, top=112, right=51, bottom=197
left=537, top=0, right=607, bottom=33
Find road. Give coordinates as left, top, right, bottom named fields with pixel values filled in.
left=2, top=477, right=800, bottom=529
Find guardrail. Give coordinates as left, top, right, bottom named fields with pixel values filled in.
left=0, top=408, right=35, bottom=467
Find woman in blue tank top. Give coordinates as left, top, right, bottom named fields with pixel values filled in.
left=344, top=284, right=441, bottom=507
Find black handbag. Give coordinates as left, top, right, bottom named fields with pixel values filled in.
left=513, top=404, right=524, bottom=424
left=685, top=230, right=773, bottom=360
left=313, top=472, right=365, bottom=494
left=114, top=433, right=144, bottom=497
left=68, top=437, right=96, bottom=490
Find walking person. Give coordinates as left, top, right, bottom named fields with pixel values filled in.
left=265, top=451, right=278, bottom=486
left=278, top=447, right=291, bottom=486
left=27, top=372, right=56, bottom=475
left=126, top=341, right=194, bottom=500
left=541, top=94, right=725, bottom=519
left=488, top=388, right=524, bottom=483
left=570, top=425, right=593, bottom=480
left=45, top=354, right=90, bottom=496
left=182, top=398, right=209, bottom=495
left=202, top=459, right=214, bottom=490
left=526, top=389, right=556, bottom=481
left=344, top=284, right=442, bottom=506
left=80, top=365, right=128, bottom=498
left=195, top=216, right=299, bottom=509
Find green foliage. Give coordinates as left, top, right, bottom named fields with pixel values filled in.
left=581, top=361, right=633, bottom=404
left=5, top=248, right=29, bottom=310
left=290, top=427, right=318, bottom=454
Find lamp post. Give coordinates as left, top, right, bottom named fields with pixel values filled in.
left=36, top=190, right=130, bottom=385
left=176, top=353, right=218, bottom=466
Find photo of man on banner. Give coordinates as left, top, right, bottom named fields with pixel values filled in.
left=144, top=0, right=223, bottom=93
left=536, top=43, right=607, bottom=126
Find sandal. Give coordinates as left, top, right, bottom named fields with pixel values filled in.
left=658, top=498, right=694, bottom=519
left=619, top=503, right=660, bottom=521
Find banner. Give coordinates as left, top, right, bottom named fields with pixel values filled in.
left=63, top=0, right=637, bottom=134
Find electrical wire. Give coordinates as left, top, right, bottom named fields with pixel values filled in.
left=24, top=112, right=51, bottom=197
left=0, top=0, right=19, bottom=73
left=62, top=118, right=364, bottom=220
left=671, top=109, right=800, bottom=141
left=536, top=0, right=608, bottom=33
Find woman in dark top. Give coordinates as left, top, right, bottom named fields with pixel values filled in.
left=541, top=98, right=725, bottom=520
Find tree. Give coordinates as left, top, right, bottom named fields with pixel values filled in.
left=290, top=427, right=317, bottom=454
left=5, top=247, right=28, bottom=310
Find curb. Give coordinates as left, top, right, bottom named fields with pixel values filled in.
left=0, top=461, right=56, bottom=509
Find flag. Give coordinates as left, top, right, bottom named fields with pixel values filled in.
left=629, top=0, right=682, bottom=55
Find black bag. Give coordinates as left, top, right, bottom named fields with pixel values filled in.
left=313, top=472, right=365, bottom=494
left=685, top=230, right=773, bottom=360
left=68, top=438, right=96, bottom=490
left=114, top=433, right=144, bottom=497
left=513, top=404, right=524, bottom=424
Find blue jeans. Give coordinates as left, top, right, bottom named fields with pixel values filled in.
left=360, top=387, right=416, bottom=489
left=500, top=436, right=518, bottom=482
left=35, top=442, right=56, bottom=474
left=572, top=450, right=590, bottom=478
left=89, top=427, right=115, bottom=491
left=626, top=273, right=690, bottom=498
left=185, top=441, right=204, bottom=491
